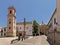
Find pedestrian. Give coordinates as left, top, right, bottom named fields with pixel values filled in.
left=18, top=33, right=20, bottom=41
left=22, top=32, right=25, bottom=41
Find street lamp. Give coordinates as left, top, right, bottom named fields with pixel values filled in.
left=24, top=18, right=26, bottom=39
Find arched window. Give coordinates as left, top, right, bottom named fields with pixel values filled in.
left=10, top=10, right=12, bottom=14
left=20, top=27, right=21, bottom=29
left=4, top=33, right=6, bottom=36
left=4, top=28, right=6, bottom=31
left=9, top=27, right=11, bottom=29
left=9, top=21, right=11, bottom=24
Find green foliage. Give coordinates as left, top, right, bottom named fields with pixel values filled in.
left=32, top=20, right=39, bottom=36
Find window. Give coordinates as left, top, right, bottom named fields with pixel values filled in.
left=1, top=33, right=2, bottom=36
left=1, top=30, right=3, bottom=33
left=20, top=27, right=21, bottom=29
left=4, top=33, right=6, bottom=36
left=9, top=27, right=11, bottom=29
left=54, top=18, right=56, bottom=24
left=4, top=28, right=6, bottom=31
left=54, top=29, right=57, bottom=31
left=10, top=10, right=12, bottom=14
left=9, top=21, right=11, bottom=24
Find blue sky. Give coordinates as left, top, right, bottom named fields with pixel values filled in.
left=0, top=0, right=56, bottom=27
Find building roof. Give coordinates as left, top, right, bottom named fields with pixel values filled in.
left=16, top=22, right=33, bottom=25
left=48, top=8, right=57, bottom=25
left=8, top=6, right=16, bottom=12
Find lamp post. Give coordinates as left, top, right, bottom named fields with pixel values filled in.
left=24, top=18, right=26, bottom=39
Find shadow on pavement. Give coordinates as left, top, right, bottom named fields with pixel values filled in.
left=47, top=38, right=55, bottom=45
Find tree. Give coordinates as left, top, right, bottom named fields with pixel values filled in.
left=32, top=20, right=39, bottom=36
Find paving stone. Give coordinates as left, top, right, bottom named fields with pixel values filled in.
left=11, top=35, right=50, bottom=45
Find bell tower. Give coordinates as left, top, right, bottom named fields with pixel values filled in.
left=6, top=6, right=16, bottom=37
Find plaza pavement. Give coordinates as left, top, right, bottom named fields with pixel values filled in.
left=0, top=37, right=18, bottom=45
left=0, top=35, right=50, bottom=45
left=11, top=35, right=50, bottom=45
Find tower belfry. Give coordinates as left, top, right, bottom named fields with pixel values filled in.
left=6, top=6, right=16, bottom=37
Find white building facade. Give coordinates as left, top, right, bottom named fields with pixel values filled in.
left=0, top=22, right=33, bottom=37
left=16, top=22, right=33, bottom=36
left=0, top=27, right=7, bottom=37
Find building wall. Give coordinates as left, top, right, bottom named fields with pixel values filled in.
left=7, top=7, right=16, bottom=37
left=48, top=8, right=60, bottom=45
left=40, top=24, right=47, bottom=35
left=57, top=0, right=60, bottom=32
left=0, top=22, right=33, bottom=37
left=56, top=0, right=60, bottom=44
left=16, top=22, right=33, bottom=36
left=47, top=9, right=57, bottom=43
